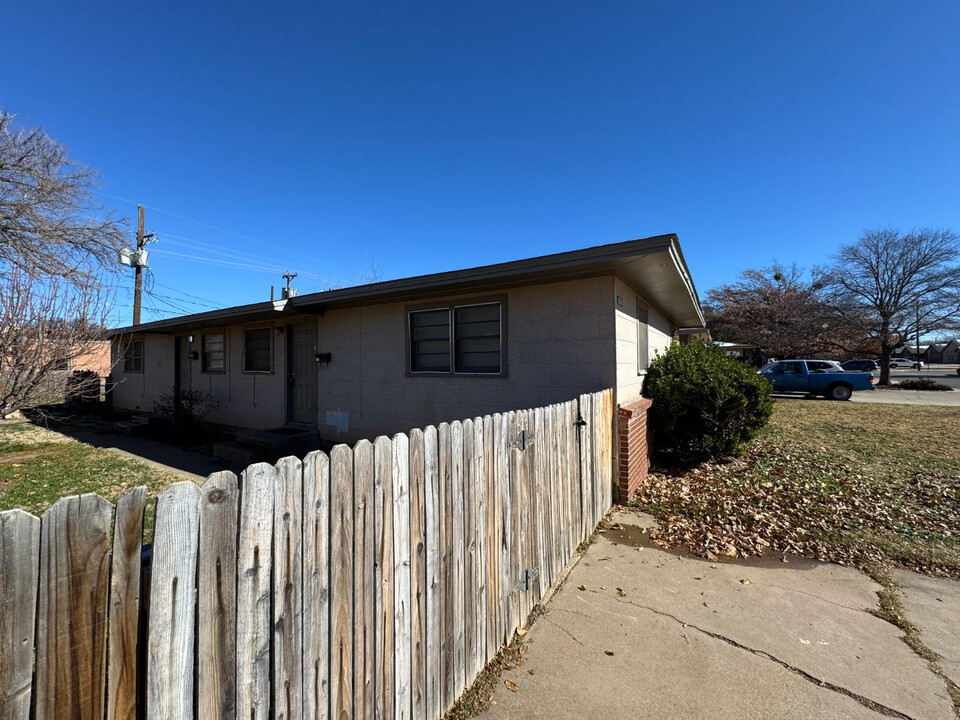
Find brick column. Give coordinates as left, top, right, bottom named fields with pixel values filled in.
left=617, top=398, right=652, bottom=502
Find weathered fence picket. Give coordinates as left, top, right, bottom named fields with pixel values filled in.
left=0, top=388, right=616, bottom=720
left=107, top=486, right=147, bottom=720
left=0, top=509, right=39, bottom=720
left=197, top=472, right=238, bottom=720
left=354, top=440, right=375, bottom=720
left=375, top=435, right=396, bottom=720
left=302, top=450, right=331, bottom=720
left=36, top=493, right=112, bottom=720
left=236, top=463, right=275, bottom=720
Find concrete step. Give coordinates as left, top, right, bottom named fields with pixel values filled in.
left=233, top=426, right=320, bottom=459
left=112, top=418, right=151, bottom=435
left=212, top=440, right=268, bottom=465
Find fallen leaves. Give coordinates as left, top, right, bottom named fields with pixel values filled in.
left=631, top=427, right=960, bottom=580
left=504, top=679, right=520, bottom=692
left=616, top=587, right=626, bottom=597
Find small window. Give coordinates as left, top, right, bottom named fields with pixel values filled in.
left=455, top=304, right=501, bottom=374
left=202, top=332, right=225, bottom=373
left=637, top=301, right=649, bottom=374
left=409, top=300, right=504, bottom=375
left=123, top=339, right=144, bottom=373
left=243, top=327, right=272, bottom=373
left=782, top=361, right=804, bottom=374
left=410, top=309, right=452, bottom=373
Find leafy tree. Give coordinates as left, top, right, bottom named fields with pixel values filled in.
left=706, top=263, right=873, bottom=359
left=820, top=228, right=960, bottom=386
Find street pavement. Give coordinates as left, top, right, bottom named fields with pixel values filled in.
left=480, top=510, right=958, bottom=720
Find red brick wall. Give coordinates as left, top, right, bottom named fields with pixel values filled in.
left=617, top=398, right=652, bottom=501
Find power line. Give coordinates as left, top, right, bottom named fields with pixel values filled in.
left=152, top=248, right=304, bottom=275
left=93, top=190, right=325, bottom=267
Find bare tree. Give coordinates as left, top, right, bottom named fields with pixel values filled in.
left=1, top=111, right=127, bottom=279
left=0, top=110, right=127, bottom=415
left=820, top=228, right=960, bottom=385
left=706, top=262, right=873, bottom=359
left=0, top=270, right=113, bottom=417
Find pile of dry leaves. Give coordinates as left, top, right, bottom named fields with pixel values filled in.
left=632, top=438, right=960, bottom=579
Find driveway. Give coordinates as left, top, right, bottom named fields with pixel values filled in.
left=852, top=388, right=960, bottom=407
left=480, top=510, right=958, bottom=720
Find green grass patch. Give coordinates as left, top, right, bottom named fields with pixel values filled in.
left=0, top=419, right=194, bottom=537
left=631, top=401, right=960, bottom=579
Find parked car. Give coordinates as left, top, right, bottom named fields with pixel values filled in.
left=759, top=359, right=876, bottom=400
left=889, top=359, right=924, bottom=369
left=841, top=359, right=879, bottom=372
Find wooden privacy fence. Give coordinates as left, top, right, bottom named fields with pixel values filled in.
left=0, top=389, right=614, bottom=720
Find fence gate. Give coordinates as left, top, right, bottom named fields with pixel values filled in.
left=0, top=388, right=614, bottom=720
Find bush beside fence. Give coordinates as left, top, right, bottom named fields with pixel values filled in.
left=0, top=388, right=614, bottom=720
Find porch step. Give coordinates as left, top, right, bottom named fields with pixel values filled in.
left=112, top=414, right=152, bottom=435
left=212, top=440, right=269, bottom=465
left=233, top=426, right=320, bottom=460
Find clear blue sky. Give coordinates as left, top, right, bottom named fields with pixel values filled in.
left=3, top=1, right=958, bottom=324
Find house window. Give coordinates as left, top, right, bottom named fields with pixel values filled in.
left=410, top=309, right=452, bottom=372
left=455, top=303, right=501, bottom=373
left=637, top=301, right=649, bottom=374
left=409, top=300, right=504, bottom=375
left=123, top=339, right=144, bottom=373
left=202, top=332, right=225, bottom=373
left=243, top=327, right=272, bottom=372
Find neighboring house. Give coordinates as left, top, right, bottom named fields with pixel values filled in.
left=713, top=340, right=769, bottom=367
left=942, top=339, right=960, bottom=364
left=69, top=340, right=112, bottom=375
left=924, top=343, right=947, bottom=364
left=677, top=327, right=711, bottom=344
left=109, top=235, right=704, bottom=444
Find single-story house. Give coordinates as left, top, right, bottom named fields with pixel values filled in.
left=927, top=339, right=960, bottom=364
left=108, top=234, right=705, bottom=446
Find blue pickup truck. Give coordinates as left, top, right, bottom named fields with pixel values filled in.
left=759, top=359, right=876, bottom=400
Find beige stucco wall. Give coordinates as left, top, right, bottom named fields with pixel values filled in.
left=111, top=334, right=174, bottom=414
left=111, top=320, right=298, bottom=429
left=613, top=276, right=674, bottom=403
left=110, top=273, right=684, bottom=440
left=315, top=275, right=618, bottom=442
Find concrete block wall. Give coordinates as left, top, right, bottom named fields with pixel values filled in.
left=617, top=397, right=652, bottom=501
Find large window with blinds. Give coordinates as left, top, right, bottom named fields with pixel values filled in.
left=408, top=300, right=504, bottom=375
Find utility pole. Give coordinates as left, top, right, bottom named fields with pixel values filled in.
left=916, top=301, right=922, bottom=372
left=282, top=271, right=298, bottom=299
left=133, top=205, right=145, bottom=325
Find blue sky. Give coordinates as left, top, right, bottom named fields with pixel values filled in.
left=3, top=1, right=958, bottom=324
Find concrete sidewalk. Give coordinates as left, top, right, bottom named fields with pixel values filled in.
left=69, top=430, right=243, bottom=480
left=480, top=511, right=958, bottom=720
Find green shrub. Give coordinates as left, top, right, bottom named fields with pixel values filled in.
left=897, top=378, right=954, bottom=391
left=642, top=341, right=773, bottom=461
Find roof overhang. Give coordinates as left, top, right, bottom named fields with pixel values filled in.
left=109, top=234, right=705, bottom=336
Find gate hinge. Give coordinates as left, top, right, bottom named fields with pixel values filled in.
left=509, top=429, right=535, bottom=450
left=509, top=566, right=540, bottom=596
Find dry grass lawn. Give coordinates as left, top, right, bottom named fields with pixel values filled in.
left=633, top=399, right=960, bottom=579
left=0, top=418, right=192, bottom=534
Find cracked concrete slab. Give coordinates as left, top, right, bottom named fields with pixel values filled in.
left=892, top=569, right=960, bottom=689
left=478, top=510, right=955, bottom=720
